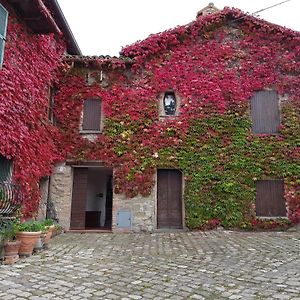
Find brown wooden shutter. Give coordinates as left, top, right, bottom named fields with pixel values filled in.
left=82, top=99, right=101, bottom=131
left=70, top=168, right=88, bottom=229
left=251, top=90, right=280, bottom=134
left=255, top=179, right=286, bottom=217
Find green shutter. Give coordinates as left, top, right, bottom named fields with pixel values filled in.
left=0, top=38, right=4, bottom=66
left=0, top=3, right=8, bottom=37
left=0, top=3, right=8, bottom=67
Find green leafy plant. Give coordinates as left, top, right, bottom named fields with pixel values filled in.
left=18, top=221, right=45, bottom=232
left=42, top=218, right=55, bottom=227
left=0, top=220, right=19, bottom=241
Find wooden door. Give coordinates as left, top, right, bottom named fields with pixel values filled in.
left=157, top=169, right=183, bottom=229
left=70, top=168, right=88, bottom=229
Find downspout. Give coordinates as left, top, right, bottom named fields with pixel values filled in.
left=36, top=0, right=62, bottom=35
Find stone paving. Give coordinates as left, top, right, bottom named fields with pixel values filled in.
left=0, top=230, right=300, bottom=299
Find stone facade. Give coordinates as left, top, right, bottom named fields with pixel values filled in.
left=112, top=179, right=157, bottom=232
left=50, top=166, right=186, bottom=232
left=49, top=163, right=73, bottom=230
left=37, top=177, right=50, bottom=220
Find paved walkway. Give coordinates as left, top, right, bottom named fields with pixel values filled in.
left=0, top=230, right=299, bottom=299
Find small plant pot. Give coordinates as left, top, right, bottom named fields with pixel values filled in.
left=49, top=225, right=55, bottom=237
left=16, top=231, right=41, bottom=256
left=43, top=228, right=52, bottom=247
left=34, top=233, right=46, bottom=251
left=4, top=240, right=21, bottom=257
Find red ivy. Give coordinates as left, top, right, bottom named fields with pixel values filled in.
left=0, top=9, right=66, bottom=216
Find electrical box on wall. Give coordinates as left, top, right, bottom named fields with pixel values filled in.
left=116, top=210, right=132, bottom=229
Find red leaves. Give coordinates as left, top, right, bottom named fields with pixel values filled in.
left=1, top=12, right=65, bottom=217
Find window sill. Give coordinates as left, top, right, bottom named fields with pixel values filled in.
left=159, top=115, right=180, bottom=119
left=80, top=130, right=102, bottom=134
left=256, top=216, right=288, bottom=219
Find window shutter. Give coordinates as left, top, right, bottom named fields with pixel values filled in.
left=0, top=3, right=8, bottom=67
left=82, top=99, right=101, bottom=131
left=255, top=179, right=286, bottom=217
left=251, top=90, right=280, bottom=134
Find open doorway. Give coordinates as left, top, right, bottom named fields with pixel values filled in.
left=70, top=167, right=113, bottom=230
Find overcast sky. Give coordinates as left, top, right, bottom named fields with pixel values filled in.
left=57, top=0, right=299, bottom=56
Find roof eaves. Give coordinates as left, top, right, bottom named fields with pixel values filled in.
left=45, top=0, right=81, bottom=55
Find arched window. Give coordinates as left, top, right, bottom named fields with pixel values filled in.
left=163, top=92, right=177, bottom=116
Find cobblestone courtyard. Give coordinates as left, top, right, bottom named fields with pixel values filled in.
left=0, top=231, right=299, bottom=299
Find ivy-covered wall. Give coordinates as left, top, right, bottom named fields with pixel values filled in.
left=55, top=9, right=300, bottom=229
left=0, top=3, right=66, bottom=216
left=0, top=6, right=296, bottom=229
left=56, top=9, right=300, bottom=229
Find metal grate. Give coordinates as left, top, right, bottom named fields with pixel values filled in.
left=0, top=183, right=23, bottom=216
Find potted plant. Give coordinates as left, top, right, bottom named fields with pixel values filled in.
left=1, top=220, right=21, bottom=264
left=52, top=223, right=63, bottom=237
left=16, top=221, right=43, bottom=256
left=34, top=221, right=48, bottom=252
left=42, top=219, right=55, bottom=248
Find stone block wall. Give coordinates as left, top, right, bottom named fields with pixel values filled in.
left=112, top=180, right=157, bottom=232
left=49, top=163, right=73, bottom=230
left=49, top=164, right=158, bottom=232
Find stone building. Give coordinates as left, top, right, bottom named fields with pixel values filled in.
left=0, top=0, right=80, bottom=218
left=48, top=7, right=300, bottom=232
left=0, top=2, right=299, bottom=232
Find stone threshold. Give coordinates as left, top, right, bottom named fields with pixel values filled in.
left=67, top=229, right=112, bottom=233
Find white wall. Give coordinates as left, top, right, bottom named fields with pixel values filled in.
left=86, top=169, right=109, bottom=226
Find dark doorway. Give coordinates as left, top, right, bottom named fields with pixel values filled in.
left=157, top=169, right=183, bottom=229
left=70, top=167, right=113, bottom=230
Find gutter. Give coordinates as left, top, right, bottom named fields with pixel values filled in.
left=46, top=0, right=82, bottom=55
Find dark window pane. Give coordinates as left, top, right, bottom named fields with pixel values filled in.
left=0, top=155, right=12, bottom=182
left=163, top=92, right=177, bottom=116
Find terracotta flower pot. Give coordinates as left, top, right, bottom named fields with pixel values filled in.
left=4, top=240, right=21, bottom=257
left=34, top=233, right=46, bottom=251
left=16, top=231, right=41, bottom=256
left=43, top=229, right=52, bottom=245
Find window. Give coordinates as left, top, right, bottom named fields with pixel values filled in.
left=251, top=90, right=280, bottom=134
left=160, top=91, right=180, bottom=117
left=82, top=99, right=102, bottom=131
left=255, top=179, right=286, bottom=217
left=163, top=92, right=177, bottom=115
left=0, top=3, right=8, bottom=68
left=0, top=155, right=12, bottom=183
left=48, top=87, right=57, bottom=124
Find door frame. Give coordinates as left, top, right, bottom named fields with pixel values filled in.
left=69, top=165, right=113, bottom=230
left=155, top=168, right=185, bottom=229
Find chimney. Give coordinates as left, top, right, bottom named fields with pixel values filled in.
left=196, top=2, right=219, bottom=18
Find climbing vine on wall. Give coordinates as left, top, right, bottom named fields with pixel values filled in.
left=0, top=9, right=66, bottom=217
left=57, top=9, right=300, bottom=228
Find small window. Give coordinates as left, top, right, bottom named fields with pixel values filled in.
left=251, top=90, right=280, bottom=134
left=255, top=179, right=286, bottom=217
left=0, top=155, right=12, bottom=183
left=0, top=3, right=8, bottom=68
left=163, top=92, right=177, bottom=116
left=48, top=87, right=57, bottom=124
left=82, top=99, right=102, bottom=131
